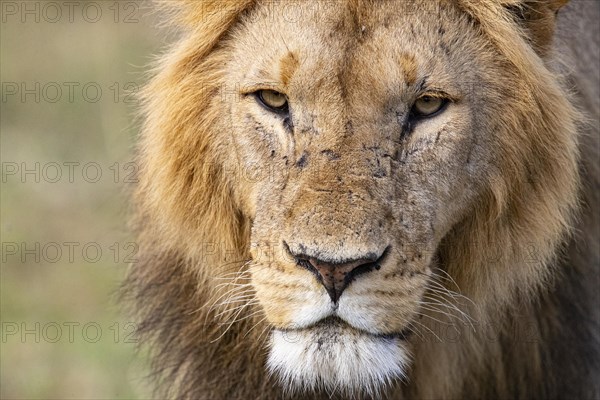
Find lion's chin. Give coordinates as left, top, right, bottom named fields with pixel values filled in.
left=267, top=318, right=410, bottom=397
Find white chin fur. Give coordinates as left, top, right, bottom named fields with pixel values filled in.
left=267, top=323, right=409, bottom=397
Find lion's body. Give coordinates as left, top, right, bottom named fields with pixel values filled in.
left=127, top=1, right=599, bottom=398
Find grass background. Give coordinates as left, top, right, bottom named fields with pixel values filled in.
left=1, top=1, right=167, bottom=398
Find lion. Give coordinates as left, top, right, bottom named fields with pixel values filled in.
left=125, top=0, right=599, bottom=398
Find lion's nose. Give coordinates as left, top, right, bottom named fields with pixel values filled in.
left=287, top=245, right=387, bottom=303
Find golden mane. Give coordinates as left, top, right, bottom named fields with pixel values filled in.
left=446, top=0, right=581, bottom=307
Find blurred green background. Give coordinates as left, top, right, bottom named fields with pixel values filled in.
left=1, top=1, right=165, bottom=398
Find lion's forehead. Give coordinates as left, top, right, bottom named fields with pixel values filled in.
left=232, top=0, right=482, bottom=114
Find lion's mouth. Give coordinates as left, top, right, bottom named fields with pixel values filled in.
left=277, top=316, right=414, bottom=342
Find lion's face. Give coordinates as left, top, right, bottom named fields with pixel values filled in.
left=134, top=0, right=582, bottom=397
left=211, top=1, right=504, bottom=393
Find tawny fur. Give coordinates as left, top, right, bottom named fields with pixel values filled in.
left=125, top=0, right=599, bottom=399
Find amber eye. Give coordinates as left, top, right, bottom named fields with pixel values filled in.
left=411, top=96, right=448, bottom=118
left=256, top=90, right=289, bottom=113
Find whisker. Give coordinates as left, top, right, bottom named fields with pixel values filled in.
left=244, top=315, right=269, bottom=339
left=427, top=276, right=476, bottom=307
left=225, top=308, right=265, bottom=325
left=213, top=300, right=260, bottom=319
left=410, top=319, right=443, bottom=342
left=423, top=296, right=475, bottom=330
left=422, top=295, right=474, bottom=327
left=204, top=287, right=255, bottom=312
left=255, top=322, right=272, bottom=344
left=213, top=282, right=254, bottom=289
left=422, top=293, right=475, bottom=325
left=416, top=309, right=455, bottom=326
left=431, top=267, right=462, bottom=292
left=210, top=302, right=258, bottom=343
left=417, top=304, right=464, bottom=329
left=211, top=294, right=258, bottom=310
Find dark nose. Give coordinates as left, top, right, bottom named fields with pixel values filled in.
left=286, top=244, right=387, bottom=303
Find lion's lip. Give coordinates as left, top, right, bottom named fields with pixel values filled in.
left=279, top=316, right=414, bottom=341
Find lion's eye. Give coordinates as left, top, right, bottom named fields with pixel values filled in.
left=256, top=90, right=289, bottom=113
left=411, top=96, right=448, bottom=118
